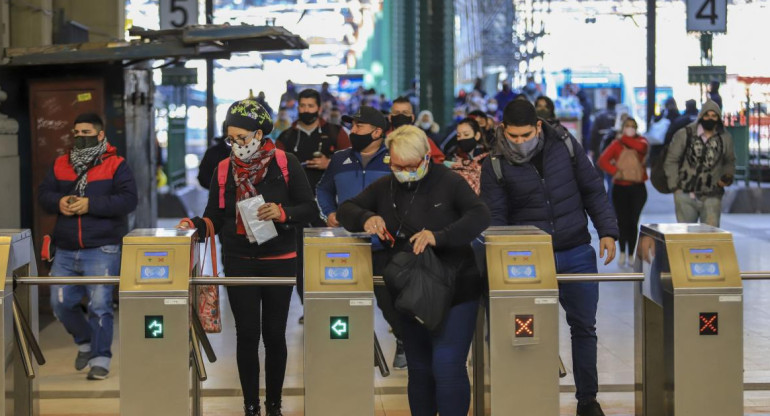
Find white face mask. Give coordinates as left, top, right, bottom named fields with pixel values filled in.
left=623, top=127, right=637, bottom=137
left=419, top=121, right=432, bottom=130
left=487, top=104, right=498, bottom=112
left=232, top=136, right=262, bottom=162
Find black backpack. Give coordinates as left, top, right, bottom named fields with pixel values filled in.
left=650, top=126, right=693, bottom=194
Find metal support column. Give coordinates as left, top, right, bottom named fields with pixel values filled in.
left=646, top=0, right=656, bottom=127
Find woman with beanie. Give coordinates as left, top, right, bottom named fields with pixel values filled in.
left=180, top=99, right=318, bottom=415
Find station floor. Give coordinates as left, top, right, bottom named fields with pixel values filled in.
left=36, top=182, right=770, bottom=415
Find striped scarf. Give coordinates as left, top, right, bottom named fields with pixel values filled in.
left=231, top=139, right=276, bottom=235
left=69, top=139, right=108, bottom=196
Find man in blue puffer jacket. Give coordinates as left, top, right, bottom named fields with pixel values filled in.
left=316, top=105, right=407, bottom=369
left=480, top=99, right=618, bottom=416
left=38, top=113, right=138, bottom=380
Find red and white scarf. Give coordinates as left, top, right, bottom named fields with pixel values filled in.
left=231, top=139, right=276, bottom=235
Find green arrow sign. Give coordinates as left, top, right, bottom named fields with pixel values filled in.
left=330, top=316, right=349, bottom=339
left=145, top=315, right=164, bottom=339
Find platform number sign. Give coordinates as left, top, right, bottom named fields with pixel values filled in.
left=699, top=312, right=718, bottom=336
left=145, top=316, right=164, bottom=339
left=160, top=0, right=199, bottom=29
left=330, top=317, right=349, bottom=340
left=687, top=0, right=727, bottom=33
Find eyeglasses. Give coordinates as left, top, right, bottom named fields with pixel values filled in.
left=224, top=131, right=256, bottom=146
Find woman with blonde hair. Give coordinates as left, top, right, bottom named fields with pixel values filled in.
left=338, top=125, right=490, bottom=416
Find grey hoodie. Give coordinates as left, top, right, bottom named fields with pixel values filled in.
left=664, top=100, right=735, bottom=196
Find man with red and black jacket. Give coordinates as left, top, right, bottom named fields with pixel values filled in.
left=38, top=113, right=138, bottom=380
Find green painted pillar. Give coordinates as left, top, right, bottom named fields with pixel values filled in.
left=420, top=0, right=454, bottom=131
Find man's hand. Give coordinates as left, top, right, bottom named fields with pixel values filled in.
left=363, top=216, right=387, bottom=240
left=59, top=196, right=75, bottom=216
left=409, top=229, right=436, bottom=255
left=306, top=155, right=330, bottom=170
left=257, top=202, right=282, bottom=221
left=326, top=212, right=339, bottom=227
left=599, top=236, right=616, bottom=266
left=69, top=197, right=89, bottom=216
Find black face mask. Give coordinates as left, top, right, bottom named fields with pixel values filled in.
left=700, top=118, right=718, bottom=131
left=390, top=114, right=413, bottom=130
left=298, top=112, right=319, bottom=125
left=536, top=109, right=553, bottom=120
left=457, top=138, right=477, bottom=153
left=73, top=135, right=100, bottom=150
left=350, top=132, right=373, bottom=152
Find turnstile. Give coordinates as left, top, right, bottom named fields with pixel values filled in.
left=303, top=228, right=374, bottom=416
left=0, top=230, right=40, bottom=416
left=635, top=224, right=742, bottom=415
left=119, top=228, right=200, bottom=416
left=484, top=226, right=559, bottom=415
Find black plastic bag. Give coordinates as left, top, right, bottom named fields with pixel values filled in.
left=382, top=246, right=457, bottom=332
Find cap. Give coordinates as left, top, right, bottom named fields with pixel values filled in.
left=342, top=105, right=389, bottom=130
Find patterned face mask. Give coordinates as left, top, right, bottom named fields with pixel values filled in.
left=393, top=154, right=430, bottom=183
left=231, top=133, right=262, bottom=162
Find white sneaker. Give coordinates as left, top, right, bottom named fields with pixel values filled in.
left=627, top=255, right=635, bottom=268
left=618, top=252, right=627, bottom=268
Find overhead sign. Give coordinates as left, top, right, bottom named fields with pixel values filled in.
left=145, top=316, right=164, bottom=338
left=688, top=66, right=727, bottom=84
left=686, top=0, right=727, bottom=33
left=160, top=0, right=199, bottom=30
left=330, top=316, right=349, bottom=340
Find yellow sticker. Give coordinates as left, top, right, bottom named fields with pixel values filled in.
left=77, top=92, right=92, bottom=102
left=383, top=155, right=390, bottom=164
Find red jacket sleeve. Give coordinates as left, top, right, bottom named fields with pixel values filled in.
left=429, top=139, right=445, bottom=164
left=597, top=140, right=620, bottom=176
left=621, top=136, right=649, bottom=155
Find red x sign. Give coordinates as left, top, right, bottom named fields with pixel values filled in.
left=699, top=312, right=718, bottom=335
left=515, top=315, right=534, bottom=338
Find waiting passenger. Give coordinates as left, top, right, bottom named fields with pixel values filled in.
left=480, top=99, right=618, bottom=416
left=337, top=125, right=490, bottom=416
left=664, top=100, right=735, bottom=227
left=597, top=117, right=649, bottom=268
left=38, top=113, right=138, bottom=380
left=180, top=100, right=318, bottom=416
left=316, top=105, right=407, bottom=369
left=445, top=117, right=489, bottom=194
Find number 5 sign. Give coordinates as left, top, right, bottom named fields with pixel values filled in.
left=687, top=0, right=727, bottom=33
left=160, top=0, right=199, bottom=30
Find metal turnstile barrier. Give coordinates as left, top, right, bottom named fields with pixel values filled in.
left=303, top=228, right=375, bottom=416
left=635, top=224, right=743, bottom=416
left=484, top=226, right=560, bottom=414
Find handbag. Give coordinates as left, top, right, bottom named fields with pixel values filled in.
left=645, top=117, right=670, bottom=145
left=382, top=245, right=457, bottom=332
left=182, top=217, right=222, bottom=333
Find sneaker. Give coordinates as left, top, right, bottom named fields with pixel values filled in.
left=244, top=404, right=261, bottom=416
left=87, top=366, right=109, bottom=380
left=392, top=340, right=407, bottom=369
left=298, top=315, right=304, bottom=325
left=265, top=400, right=282, bottom=416
left=576, top=399, right=605, bottom=416
left=617, top=252, right=627, bottom=268
left=75, top=351, right=90, bottom=371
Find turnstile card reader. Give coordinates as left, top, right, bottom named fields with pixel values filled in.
left=636, top=224, right=742, bottom=416
left=484, top=226, right=559, bottom=415
left=304, top=228, right=373, bottom=416
left=0, top=230, right=38, bottom=416
left=119, top=229, right=198, bottom=416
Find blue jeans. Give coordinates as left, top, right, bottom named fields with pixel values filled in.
left=50, top=245, right=121, bottom=370
left=400, top=299, right=479, bottom=416
left=555, top=243, right=599, bottom=402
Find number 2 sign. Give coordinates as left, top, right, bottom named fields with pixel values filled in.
left=160, top=0, right=200, bottom=30
left=687, top=0, right=727, bottom=33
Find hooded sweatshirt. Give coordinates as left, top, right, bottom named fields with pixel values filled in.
left=663, top=100, right=735, bottom=197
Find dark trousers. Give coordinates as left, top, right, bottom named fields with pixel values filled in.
left=400, top=299, right=479, bottom=416
left=224, top=257, right=295, bottom=406
left=555, top=244, right=599, bottom=402
left=611, top=183, right=647, bottom=254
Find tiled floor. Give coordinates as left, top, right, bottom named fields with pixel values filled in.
left=32, top=182, right=770, bottom=415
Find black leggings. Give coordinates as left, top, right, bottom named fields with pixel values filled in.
left=611, top=183, right=647, bottom=254
left=224, top=257, right=295, bottom=406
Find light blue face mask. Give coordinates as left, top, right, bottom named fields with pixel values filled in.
left=393, top=155, right=430, bottom=183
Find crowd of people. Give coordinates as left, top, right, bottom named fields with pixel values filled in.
left=37, top=74, right=735, bottom=416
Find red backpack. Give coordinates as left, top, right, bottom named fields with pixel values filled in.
left=216, top=149, right=289, bottom=209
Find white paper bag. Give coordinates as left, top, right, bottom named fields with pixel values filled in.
left=237, top=195, right=278, bottom=245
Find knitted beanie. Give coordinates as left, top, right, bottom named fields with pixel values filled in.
left=225, top=99, right=273, bottom=135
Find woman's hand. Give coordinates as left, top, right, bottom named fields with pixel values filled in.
left=363, top=216, right=387, bottom=240
left=176, top=219, right=193, bottom=230
left=257, top=202, right=282, bottom=221
left=409, top=229, right=436, bottom=255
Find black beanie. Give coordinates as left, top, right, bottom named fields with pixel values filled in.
left=225, top=99, right=273, bottom=135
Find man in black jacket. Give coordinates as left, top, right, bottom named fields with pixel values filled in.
left=480, top=100, right=618, bottom=416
